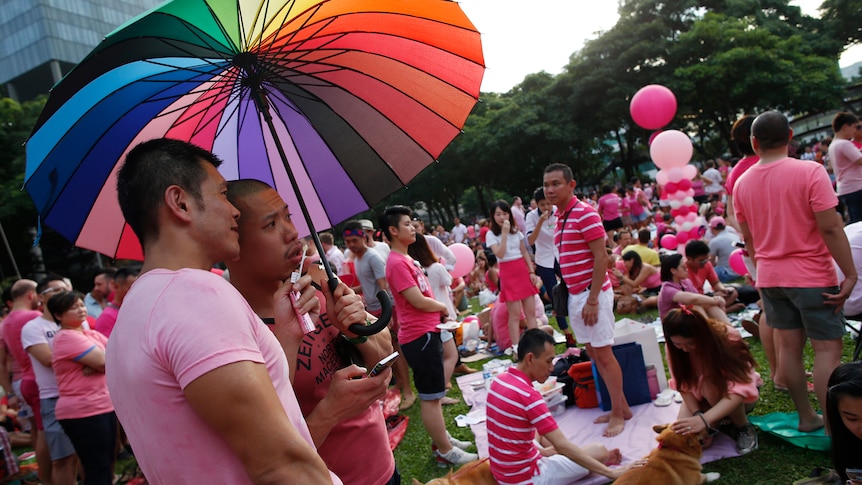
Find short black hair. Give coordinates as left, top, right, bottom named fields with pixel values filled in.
left=533, top=187, right=545, bottom=202
left=517, top=328, right=555, bottom=361
left=684, top=239, right=709, bottom=258
left=118, top=138, right=224, bottom=246
left=660, top=253, right=683, bottom=282
left=46, top=290, right=85, bottom=324
left=114, top=267, right=139, bottom=283
left=751, top=111, right=790, bottom=151
left=93, top=267, right=117, bottom=280
left=832, top=111, right=859, bottom=133
left=378, top=206, right=412, bottom=242
left=36, top=273, right=66, bottom=295
left=731, top=114, right=756, bottom=156
left=638, top=229, right=650, bottom=244
left=544, top=163, right=573, bottom=183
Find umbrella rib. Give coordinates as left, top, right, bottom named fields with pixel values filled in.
left=262, top=10, right=335, bottom=64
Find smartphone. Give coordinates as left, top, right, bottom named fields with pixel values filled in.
left=733, top=241, right=745, bottom=249
left=367, top=352, right=399, bottom=377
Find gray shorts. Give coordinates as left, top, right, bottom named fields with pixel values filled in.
left=760, top=287, right=846, bottom=340
left=40, top=398, right=76, bottom=460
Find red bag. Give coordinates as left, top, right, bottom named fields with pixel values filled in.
left=567, top=361, right=598, bottom=409
left=381, top=388, right=401, bottom=419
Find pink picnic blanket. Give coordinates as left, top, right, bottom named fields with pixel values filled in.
left=456, top=373, right=741, bottom=485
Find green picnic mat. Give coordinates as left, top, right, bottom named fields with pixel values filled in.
left=750, top=412, right=831, bottom=451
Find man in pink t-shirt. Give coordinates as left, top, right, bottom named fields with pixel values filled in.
left=225, top=180, right=396, bottom=485
left=543, top=163, right=631, bottom=437
left=734, top=111, right=857, bottom=433
left=828, top=112, right=862, bottom=223
left=108, top=139, right=338, bottom=484
left=94, top=267, right=138, bottom=338
left=487, top=330, right=627, bottom=484
left=381, top=205, right=478, bottom=467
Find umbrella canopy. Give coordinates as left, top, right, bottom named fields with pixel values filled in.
left=25, top=0, right=484, bottom=261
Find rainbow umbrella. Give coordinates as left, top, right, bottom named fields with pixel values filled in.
left=24, top=0, right=484, bottom=334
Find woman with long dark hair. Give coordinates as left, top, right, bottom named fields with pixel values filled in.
left=485, top=200, right=538, bottom=354
left=616, top=251, right=660, bottom=309
left=827, top=362, right=862, bottom=483
left=663, top=308, right=760, bottom=455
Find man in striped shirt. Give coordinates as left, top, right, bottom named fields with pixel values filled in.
left=486, top=330, right=626, bottom=484
left=543, top=163, right=632, bottom=437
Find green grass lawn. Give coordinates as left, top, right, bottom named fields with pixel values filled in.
left=395, top=303, right=856, bottom=484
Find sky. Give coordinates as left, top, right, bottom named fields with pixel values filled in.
left=459, top=0, right=862, bottom=93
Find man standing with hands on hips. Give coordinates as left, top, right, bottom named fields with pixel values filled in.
left=542, top=163, right=632, bottom=437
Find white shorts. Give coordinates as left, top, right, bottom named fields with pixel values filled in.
left=567, top=288, right=615, bottom=348
left=440, top=329, right=453, bottom=343
left=533, top=454, right=589, bottom=485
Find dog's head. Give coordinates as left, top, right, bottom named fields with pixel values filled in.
left=652, top=424, right=703, bottom=459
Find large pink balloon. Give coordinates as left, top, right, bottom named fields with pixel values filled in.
left=448, top=243, right=475, bottom=279
left=651, top=130, right=693, bottom=170
left=660, top=234, right=678, bottom=250
left=630, top=85, right=677, bottom=130
left=682, top=164, right=697, bottom=180
left=729, top=249, right=749, bottom=276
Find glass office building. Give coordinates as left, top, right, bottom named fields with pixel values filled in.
left=0, top=0, right=163, bottom=101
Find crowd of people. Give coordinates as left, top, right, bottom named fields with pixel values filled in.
left=1, top=110, right=861, bottom=484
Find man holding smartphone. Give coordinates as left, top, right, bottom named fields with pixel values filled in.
left=225, top=179, right=398, bottom=485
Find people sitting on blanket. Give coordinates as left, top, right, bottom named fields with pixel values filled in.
left=658, top=253, right=731, bottom=323
left=486, top=330, right=631, bottom=484
left=683, top=240, right=745, bottom=313
left=662, top=308, right=761, bottom=455
left=826, top=362, right=862, bottom=484
left=622, top=229, right=660, bottom=266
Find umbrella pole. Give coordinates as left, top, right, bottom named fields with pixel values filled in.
left=250, top=89, right=390, bottom=336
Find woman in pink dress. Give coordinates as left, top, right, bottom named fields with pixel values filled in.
left=663, top=308, right=761, bottom=455
left=47, top=291, right=116, bottom=485
left=597, top=184, right=623, bottom=243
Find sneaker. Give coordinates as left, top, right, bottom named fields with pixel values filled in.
left=564, top=333, right=577, bottom=348
left=447, top=432, right=473, bottom=450
left=740, top=318, right=760, bottom=339
left=435, top=446, right=478, bottom=467
left=736, top=423, right=758, bottom=455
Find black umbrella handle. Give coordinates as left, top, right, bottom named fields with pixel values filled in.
left=348, top=288, right=392, bottom=337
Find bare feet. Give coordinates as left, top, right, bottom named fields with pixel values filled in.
left=595, top=411, right=633, bottom=437
left=798, top=414, right=824, bottom=433
left=604, top=448, right=622, bottom=466
left=399, top=393, right=417, bottom=411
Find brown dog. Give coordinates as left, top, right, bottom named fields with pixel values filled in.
left=613, top=425, right=720, bottom=485
left=411, top=458, right=497, bottom=485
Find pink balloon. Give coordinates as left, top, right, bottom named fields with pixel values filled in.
left=448, top=243, right=475, bottom=279
left=651, top=130, right=693, bottom=170
left=685, top=212, right=697, bottom=222
left=667, top=167, right=685, bottom=183
left=630, top=84, right=677, bottom=130
left=689, top=228, right=701, bottom=240
left=664, top=182, right=678, bottom=193
left=656, top=169, right=669, bottom=186
left=660, top=234, right=678, bottom=250
left=685, top=188, right=694, bottom=197
left=673, top=190, right=688, bottom=201
left=679, top=205, right=690, bottom=216
left=682, top=164, right=697, bottom=180
left=674, top=215, right=686, bottom=225
left=677, top=178, right=692, bottom=191
left=677, top=231, right=690, bottom=244
left=729, top=249, right=749, bottom=276
left=649, top=130, right=663, bottom=145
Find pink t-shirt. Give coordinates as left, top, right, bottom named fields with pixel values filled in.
left=555, top=198, right=611, bottom=294
left=597, top=193, right=621, bottom=221
left=94, top=304, right=119, bottom=338
left=385, top=251, right=440, bottom=344
left=52, top=328, right=112, bottom=420
left=829, top=138, right=862, bottom=195
left=734, top=158, right=839, bottom=288
left=1, top=310, right=41, bottom=381
left=626, top=193, right=645, bottom=216
left=658, top=279, right=698, bottom=320
left=686, top=261, right=719, bottom=294
left=725, top=155, right=758, bottom=195
left=487, top=368, right=558, bottom=485
left=292, top=293, right=394, bottom=485
left=106, top=269, right=339, bottom=485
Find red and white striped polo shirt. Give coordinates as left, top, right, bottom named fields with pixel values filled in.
left=554, top=197, right=611, bottom=294
left=486, top=368, right=558, bottom=485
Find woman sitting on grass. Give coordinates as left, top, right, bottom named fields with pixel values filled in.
left=615, top=251, right=660, bottom=309
left=658, top=253, right=730, bottom=322
left=663, top=308, right=761, bottom=455
left=827, top=362, right=862, bottom=484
